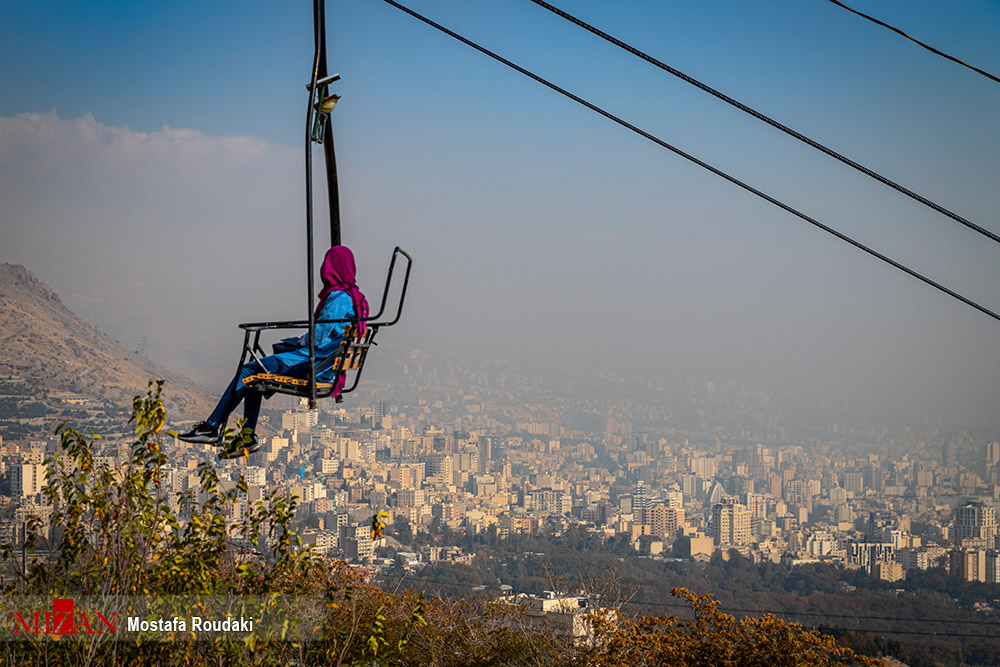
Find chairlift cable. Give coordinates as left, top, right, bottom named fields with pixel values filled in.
left=377, top=0, right=1000, bottom=325
left=526, top=0, right=1000, bottom=246
left=824, top=0, right=1000, bottom=85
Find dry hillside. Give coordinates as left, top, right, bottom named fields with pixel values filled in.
left=0, top=263, right=213, bottom=419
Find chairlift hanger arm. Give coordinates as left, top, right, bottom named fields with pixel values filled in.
left=311, top=0, right=340, bottom=247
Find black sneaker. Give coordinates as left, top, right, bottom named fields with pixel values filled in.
left=177, top=421, right=221, bottom=444
left=217, top=434, right=260, bottom=461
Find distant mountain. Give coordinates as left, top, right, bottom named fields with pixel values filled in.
left=0, top=263, right=214, bottom=420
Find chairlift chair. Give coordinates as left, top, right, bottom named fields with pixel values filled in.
left=236, top=246, right=412, bottom=403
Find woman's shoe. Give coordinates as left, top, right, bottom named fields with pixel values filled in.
left=177, top=421, right=221, bottom=444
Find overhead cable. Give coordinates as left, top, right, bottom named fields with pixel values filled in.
left=526, top=0, right=1000, bottom=246
left=629, top=598, right=1000, bottom=640
left=397, top=575, right=1000, bottom=625
left=377, top=0, right=1000, bottom=325
left=631, top=598, right=1000, bottom=628
left=824, top=0, right=1000, bottom=85
left=391, top=576, right=1000, bottom=640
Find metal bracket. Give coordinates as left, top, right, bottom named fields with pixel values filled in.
left=306, top=73, right=341, bottom=90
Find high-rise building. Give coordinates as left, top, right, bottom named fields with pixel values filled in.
left=874, top=561, right=904, bottom=582
left=784, top=479, right=809, bottom=504
left=986, top=441, right=1000, bottom=467
left=633, top=481, right=649, bottom=523
left=527, top=489, right=570, bottom=515
left=424, top=454, right=453, bottom=481
left=648, top=503, right=685, bottom=539
left=745, top=493, right=766, bottom=520
left=841, top=471, right=864, bottom=496
left=895, top=548, right=934, bottom=572
left=389, top=465, right=413, bottom=488
left=987, top=441, right=1000, bottom=466
left=829, top=486, right=848, bottom=505
left=953, top=501, right=997, bottom=546
left=477, top=437, right=493, bottom=473
left=985, top=442, right=1000, bottom=482
left=681, top=474, right=701, bottom=500
left=690, top=456, right=717, bottom=480
left=867, top=511, right=892, bottom=540
left=767, top=473, right=783, bottom=499
left=949, top=549, right=985, bottom=582
left=11, top=464, right=45, bottom=497
left=709, top=500, right=750, bottom=546
left=849, top=541, right=894, bottom=575
left=340, top=524, right=373, bottom=563
left=942, top=442, right=958, bottom=467
left=986, top=551, right=1000, bottom=583
left=862, top=464, right=884, bottom=493
left=456, top=450, right=478, bottom=473
left=397, top=488, right=425, bottom=508
left=915, top=469, right=934, bottom=487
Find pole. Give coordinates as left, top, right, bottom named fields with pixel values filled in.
left=316, top=0, right=342, bottom=246
left=305, top=0, right=324, bottom=409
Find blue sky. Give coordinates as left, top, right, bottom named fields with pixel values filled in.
left=1, top=0, right=998, bottom=416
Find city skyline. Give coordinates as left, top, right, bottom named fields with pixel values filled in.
left=4, top=342, right=1000, bottom=597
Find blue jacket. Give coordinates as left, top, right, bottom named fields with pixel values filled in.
left=269, top=291, right=356, bottom=381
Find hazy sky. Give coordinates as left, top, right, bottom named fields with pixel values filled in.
left=1, top=0, right=998, bottom=416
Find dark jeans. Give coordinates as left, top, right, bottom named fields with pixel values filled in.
left=207, top=355, right=309, bottom=431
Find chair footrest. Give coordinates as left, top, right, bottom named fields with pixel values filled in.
left=243, top=373, right=336, bottom=398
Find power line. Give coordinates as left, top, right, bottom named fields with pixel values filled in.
left=526, top=0, right=1000, bottom=247
left=388, top=573, right=999, bottom=626
left=824, top=0, right=1000, bottom=85
left=390, top=576, right=1000, bottom=640
left=631, top=597, right=1000, bottom=628
left=628, top=597, right=1000, bottom=641
left=377, top=0, right=1000, bottom=325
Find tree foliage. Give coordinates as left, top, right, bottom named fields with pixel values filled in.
left=584, top=588, right=881, bottom=667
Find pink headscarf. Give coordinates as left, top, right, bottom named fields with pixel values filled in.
left=316, top=246, right=369, bottom=337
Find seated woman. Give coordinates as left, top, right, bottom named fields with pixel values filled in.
left=179, top=245, right=369, bottom=459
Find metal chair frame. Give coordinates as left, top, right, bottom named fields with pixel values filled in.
left=222, top=247, right=411, bottom=415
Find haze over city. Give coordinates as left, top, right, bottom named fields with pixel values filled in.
left=2, top=0, right=999, bottom=415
